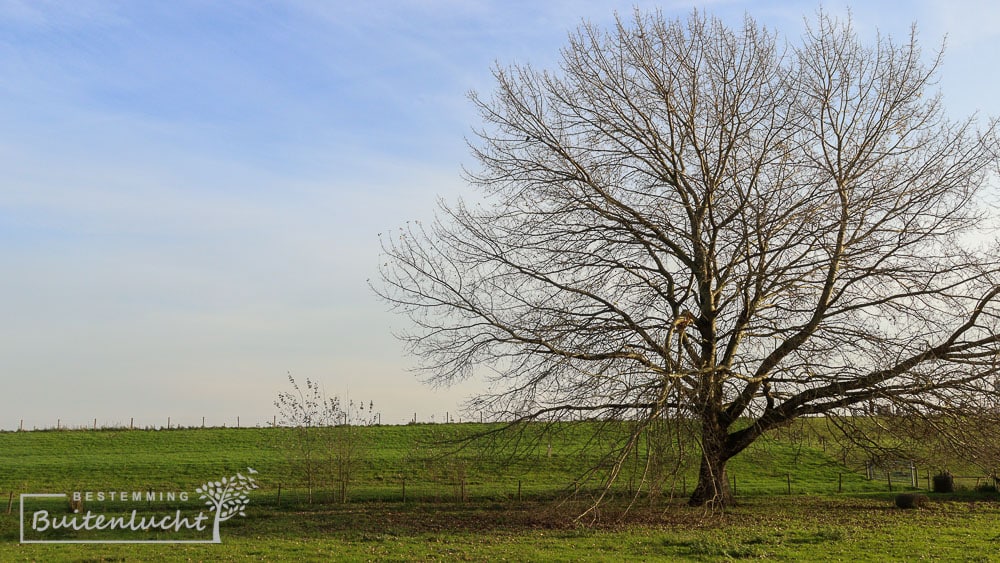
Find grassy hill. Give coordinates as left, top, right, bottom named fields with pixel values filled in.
left=2, top=423, right=997, bottom=561
left=0, top=422, right=889, bottom=501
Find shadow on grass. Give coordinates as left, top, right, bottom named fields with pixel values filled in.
left=227, top=497, right=742, bottom=540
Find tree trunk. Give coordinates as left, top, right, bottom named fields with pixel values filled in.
left=688, top=419, right=734, bottom=507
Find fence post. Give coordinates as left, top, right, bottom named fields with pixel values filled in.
left=130, top=417, right=134, bottom=430
left=402, top=478, right=406, bottom=503
left=94, top=418, right=97, bottom=430
left=838, top=473, right=843, bottom=493
left=19, top=419, right=23, bottom=431
left=517, top=480, right=522, bottom=502
left=276, top=483, right=281, bottom=507
left=732, top=474, right=736, bottom=496
left=6, top=491, right=13, bottom=514
left=57, top=419, right=60, bottom=430
left=167, top=417, right=171, bottom=429
left=786, top=473, right=791, bottom=495
left=887, top=472, right=893, bottom=492
left=202, top=416, right=206, bottom=428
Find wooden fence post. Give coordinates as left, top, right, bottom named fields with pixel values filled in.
left=786, top=473, right=791, bottom=495
left=517, top=480, right=522, bottom=502
left=838, top=473, right=843, bottom=493
left=276, top=483, right=281, bottom=507
left=6, top=491, right=13, bottom=514
left=402, top=478, right=406, bottom=503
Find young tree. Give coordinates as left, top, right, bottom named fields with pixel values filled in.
left=274, top=374, right=341, bottom=503
left=376, top=9, right=1000, bottom=507
left=274, top=374, right=378, bottom=504
left=331, top=398, right=379, bottom=503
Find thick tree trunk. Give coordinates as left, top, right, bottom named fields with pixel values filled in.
left=688, top=418, right=734, bottom=507
left=688, top=449, right=733, bottom=507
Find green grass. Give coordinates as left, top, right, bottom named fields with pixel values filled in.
left=1, top=423, right=998, bottom=560
left=0, top=423, right=888, bottom=501
left=5, top=496, right=1000, bottom=561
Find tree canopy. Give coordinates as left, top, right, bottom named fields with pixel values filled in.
left=377, top=9, right=1000, bottom=507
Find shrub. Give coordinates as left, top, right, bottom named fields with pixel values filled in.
left=895, top=493, right=929, bottom=509
left=932, top=471, right=954, bottom=493
left=974, top=480, right=998, bottom=494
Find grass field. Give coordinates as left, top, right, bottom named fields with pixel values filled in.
left=2, top=423, right=999, bottom=561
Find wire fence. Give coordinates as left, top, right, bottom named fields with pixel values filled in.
left=11, top=416, right=279, bottom=432
left=7, top=468, right=995, bottom=517
left=6, top=412, right=506, bottom=432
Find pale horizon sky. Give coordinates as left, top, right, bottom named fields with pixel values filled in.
left=2, top=0, right=998, bottom=430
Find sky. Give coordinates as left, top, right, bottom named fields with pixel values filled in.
left=2, top=0, right=999, bottom=430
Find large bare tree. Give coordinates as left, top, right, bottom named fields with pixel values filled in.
left=376, top=9, right=1000, bottom=507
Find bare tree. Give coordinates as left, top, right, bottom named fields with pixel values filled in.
left=331, top=398, right=379, bottom=503
left=274, top=374, right=341, bottom=504
left=376, top=9, right=1000, bottom=508
left=274, top=375, right=378, bottom=504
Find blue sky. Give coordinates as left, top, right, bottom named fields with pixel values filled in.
left=2, top=0, right=998, bottom=429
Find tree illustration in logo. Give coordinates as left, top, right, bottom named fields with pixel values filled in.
left=195, top=467, right=259, bottom=543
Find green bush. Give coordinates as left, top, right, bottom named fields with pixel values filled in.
left=932, top=471, right=954, bottom=493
